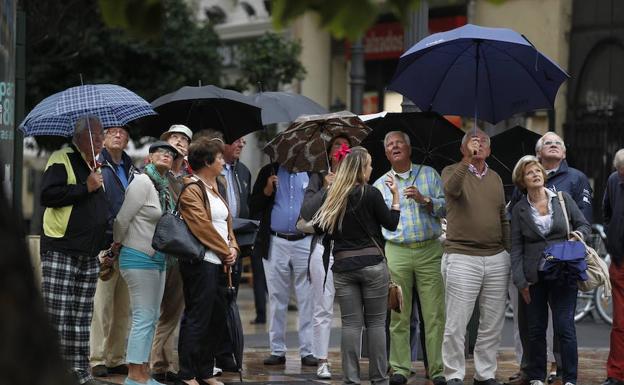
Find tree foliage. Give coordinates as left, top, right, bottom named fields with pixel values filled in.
left=25, top=0, right=221, bottom=109
left=236, top=32, right=306, bottom=91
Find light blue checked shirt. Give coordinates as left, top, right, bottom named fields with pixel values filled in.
left=373, top=163, right=445, bottom=244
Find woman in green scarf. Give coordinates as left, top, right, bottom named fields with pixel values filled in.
left=113, top=141, right=177, bottom=385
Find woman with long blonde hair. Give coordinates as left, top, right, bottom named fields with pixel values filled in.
left=313, top=146, right=400, bottom=385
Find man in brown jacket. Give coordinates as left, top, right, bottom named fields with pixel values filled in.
left=441, top=129, right=511, bottom=385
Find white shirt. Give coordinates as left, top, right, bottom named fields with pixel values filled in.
left=527, top=188, right=556, bottom=236
left=203, top=186, right=229, bottom=265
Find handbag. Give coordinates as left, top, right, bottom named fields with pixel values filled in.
left=349, top=200, right=403, bottom=313
left=151, top=181, right=207, bottom=263
left=557, top=192, right=611, bottom=294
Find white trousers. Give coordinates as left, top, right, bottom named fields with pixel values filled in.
left=309, top=242, right=335, bottom=360
left=441, top=251, right=510, bottom=381
left=263, top=235, right=313, bottom=357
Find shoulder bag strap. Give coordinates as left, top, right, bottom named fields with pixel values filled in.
left=348, top=194, right=385, bottom=258
left=175, top=180, right=208, bottom=213
left=557, top=191, right=571, bottom=236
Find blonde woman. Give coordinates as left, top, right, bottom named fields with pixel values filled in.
left=313, top=146, right=400, bottom=385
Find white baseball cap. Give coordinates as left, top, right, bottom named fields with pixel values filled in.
left=160, top=124, right=193, bottom=142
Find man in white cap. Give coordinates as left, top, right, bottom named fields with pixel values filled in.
left=151, top=124, right=193, bottom=383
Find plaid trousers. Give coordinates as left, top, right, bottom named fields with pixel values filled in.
left=41, top=250, right=99, bottom=384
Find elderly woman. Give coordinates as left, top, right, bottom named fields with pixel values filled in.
left=177, top=137, right=239, bottom=385
left=510, top=155, right=590, bottom=385
left=113, top=141, right=178, bottom=385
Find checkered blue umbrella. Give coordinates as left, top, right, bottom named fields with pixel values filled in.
left=19, top=84, right=156, bottom=137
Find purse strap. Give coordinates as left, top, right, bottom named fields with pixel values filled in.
left=557, top=191, right=571, bottom=236
left=175, top=180, right=208, bottom=214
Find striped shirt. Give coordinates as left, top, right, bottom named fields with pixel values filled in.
left=373, top=164, right=445, bottom=244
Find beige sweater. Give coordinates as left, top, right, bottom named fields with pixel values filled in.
left=441, top=162, right=510, bottom=256
left=113, top=173, right=163, bottom=256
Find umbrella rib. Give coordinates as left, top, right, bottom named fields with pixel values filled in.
left=484, top=42, right=553, bottom=110
left=425, top=43, right=475, bottom=110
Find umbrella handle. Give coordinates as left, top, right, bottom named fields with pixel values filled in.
left=226, top=265, right=233, bottom=288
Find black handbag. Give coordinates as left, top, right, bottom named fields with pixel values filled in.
left=152, top=181, right=207, bottom=263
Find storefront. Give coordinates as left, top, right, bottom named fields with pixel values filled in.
left=0, top=0, right=16, bottom=202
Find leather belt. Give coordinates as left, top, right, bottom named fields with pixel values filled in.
left=271, top=231, right=307, bottom=241
left=334, top=246, right=381, bottom=260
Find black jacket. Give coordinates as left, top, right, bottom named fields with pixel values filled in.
left=97, top=148, right=137, bottom=245
left=510, top=191, right=590, bottom=289
left=603, top=171, right=624, bottom=264
left=40, top=145, right=108, bottom=256
left=250, top=163, right=280, bottom=259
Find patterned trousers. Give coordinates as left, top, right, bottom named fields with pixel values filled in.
left=41, top=250, right=99, bottom=384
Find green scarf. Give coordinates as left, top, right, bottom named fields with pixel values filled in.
left=144, top=163, right=174, bottom=213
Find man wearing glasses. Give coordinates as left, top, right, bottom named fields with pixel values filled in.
left=507, top=131, right=592, bottom=385
left=90, top=126, right=136, bottom=378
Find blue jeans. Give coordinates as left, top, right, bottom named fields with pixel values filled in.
left=525, top=274, right=578, bottom=384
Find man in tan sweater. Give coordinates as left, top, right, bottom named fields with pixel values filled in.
left=441, top=129, right=511, bottom=385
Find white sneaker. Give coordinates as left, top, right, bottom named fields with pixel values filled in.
left=317, top=362, right=331, bottom=379
left=564, top=383, right=575, bottom=385
left=213, top=366, right=223, bottom=377
left=530, top=381, right=545, bottom=385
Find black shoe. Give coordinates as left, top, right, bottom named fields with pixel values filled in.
left=473, top=379, right=502, bottom=385
left=300, top=354, right=318, bottom=366
left=287, top=303, right=298, bottom=311
left=263, top=354, right=286, bottom=365
left=390, top=373, right=408, bottom=385
left=433, top=376, right=447, bottom=385
left=83, top=379, right=111, bottom=385
left=603, top=379, right=624, bottom=385
left=250, top=316, right=266, bottom=324
left=107, top=365, right=128, bottom=375
left=154, top=371, right=179, bottom=382
left=91, top=365, right=108, bottom=377
left=447, top=379, right=464, bottom=385
left=509, top=372, right=529, bottom=385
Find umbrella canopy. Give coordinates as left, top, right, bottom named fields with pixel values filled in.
left=264, top=111, right=371, bottom=173
left=489, top=125, right=541, bottom=199
left=19, top=84, right=156, bottom=137
left=360, top=111, right=465, bottom=183
left=252, top=91, right=328, bottom=125
left=224, top=267, right=244, bottom=382
left=388, top=24, right=569, bottom=124
left=148, top=85, right=263, bottom=143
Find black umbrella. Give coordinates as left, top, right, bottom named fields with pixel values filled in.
left=361, top=111, right=465, bottom=183
left=489, top=125, right=541, bottom=199
left=141, top=85, right=264, bottom=143
left=224, top=266, right=244, bottom=382
left=252, top=91, right=328, bottom=125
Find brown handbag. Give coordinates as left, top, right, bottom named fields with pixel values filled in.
left=350, top=203, right=404, bottom=313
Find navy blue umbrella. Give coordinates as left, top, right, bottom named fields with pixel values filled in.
left=388, top=24, right=569, bottom=124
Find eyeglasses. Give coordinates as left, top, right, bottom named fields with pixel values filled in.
left=154, top=148, right=176, bottom=158
left=544, top=140, right=563, bottom=147
left=105, top=128, right=128, bottom=137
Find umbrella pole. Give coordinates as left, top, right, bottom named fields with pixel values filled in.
left=473, top=40, right=481, bottom=155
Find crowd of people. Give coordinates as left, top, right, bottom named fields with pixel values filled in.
left=36, top=115, right=624, bottom=385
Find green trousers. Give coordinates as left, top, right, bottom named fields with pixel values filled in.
left=386, top=240, right=445, bottom=378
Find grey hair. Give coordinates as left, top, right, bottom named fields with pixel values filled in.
left=383, top=131, right=411, bottom=147
left=613, top=149, right=624, bottom=169
left=535, top=132, right=566, bottom=154
left=461, top=129, right=490, bottom=147
left=74, top=115, right=102, bottom=137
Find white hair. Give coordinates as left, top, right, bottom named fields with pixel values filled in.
left=535, top=132, right=566, bottom=154
left=74, top=115, right=102, bottom=138
left=461, top=129, right=490, bottom=147
left=614, top=149, right=624, bottom=170
left=384, top=131, right=411, bottom=147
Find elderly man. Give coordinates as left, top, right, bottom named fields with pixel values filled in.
left=508, top=131, right=593, bottom=385
left=151, top=124, right=193, bottom=383
left=251, top=162, right=316, bottom=367
left=603, top=149, right=624, bottom=385
left=40, top=115, right=108, bottom=385
left=90, top=126, right=136, bottom=378
left=441, top=129, right=510, bottom=385
left=372, top=131, right=446, bottom=385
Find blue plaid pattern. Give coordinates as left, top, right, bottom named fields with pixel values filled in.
left=19, top=84, right=156, bottom=137
left=373, top=163, right=445, bottom=244
left=41, top=250, right=99, bottom=384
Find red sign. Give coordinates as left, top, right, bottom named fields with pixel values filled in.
left=345, top=16, right=467, bottom=61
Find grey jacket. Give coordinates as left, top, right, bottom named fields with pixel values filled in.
left=510, top=190, right=590, bottom=289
